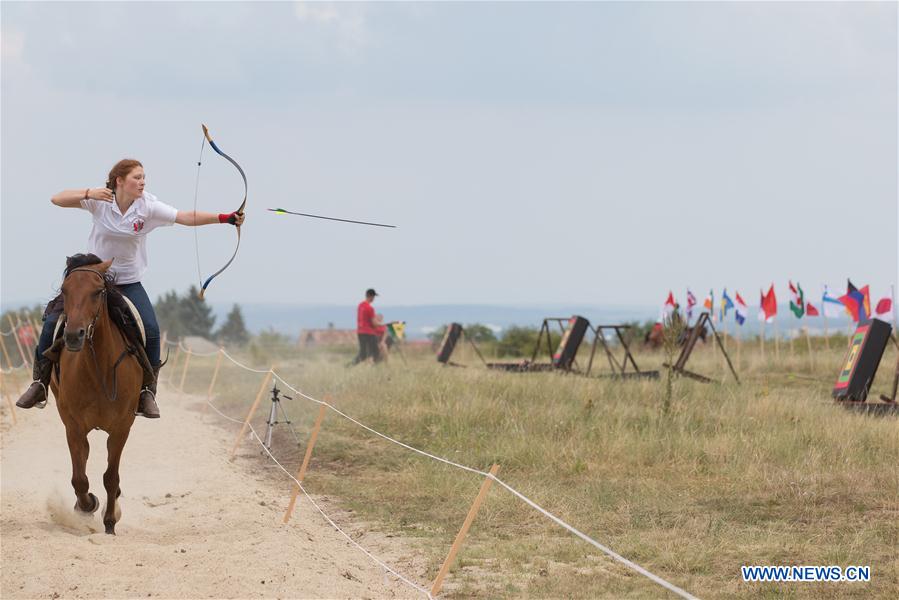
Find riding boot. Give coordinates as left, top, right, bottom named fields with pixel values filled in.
left=16, top=356, right=53, bottom=409
left=135, top=364, right=161, bottom=419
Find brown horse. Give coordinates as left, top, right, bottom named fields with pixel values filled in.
left=644, top=322, right=708, bottom=349
left=51, top=257, right=143, bottom=534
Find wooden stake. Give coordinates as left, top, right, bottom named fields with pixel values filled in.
left=7, top=314, right=30, bottom=369
left=0, top=371, right=18, bottom=425
left=431, top=464, right=500, bottom=597
left=282, top=402, right=329, bottom=524
left=0, top=332, right=14, bottom=370
left=229, top=369, right=274, bottom=460
left=167, top=343, right=182, bottom=385
left=774, top=321, right=780, bottom=360
left=804, top=327, right=815, bottom=369
left=203, top=349, right=224, bottom=412
left=27, top=315, right=42, bottom=355
left=178, top=348, right=192, bottom=392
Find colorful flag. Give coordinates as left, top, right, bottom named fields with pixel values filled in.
left=760, top=284, right=777, bottom=323
left=661, top=291, right=677, bottom=320
left=789, top=281, right=804, bottom=318
left=805, top=302, right=820, bottom=317
left=703, top=290, right=713, bottom=316
left=875, top=297, right=893, bottom=323
left=839, top=280, right=871, bottom=322
left=735, top=292, right=747, bottom=325
left=387, top=321, right=406, bottom=341
left=720, top=289, right=734, bottom=321
left=822, top=286, right=845, bottom=319
left=686, top=289, right=697, bottom=321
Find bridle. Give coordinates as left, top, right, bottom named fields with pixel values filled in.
left=65, top=268, right=136, bottom=403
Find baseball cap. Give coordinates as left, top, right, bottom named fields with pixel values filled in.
left=366, top=288, right=378, bottom=297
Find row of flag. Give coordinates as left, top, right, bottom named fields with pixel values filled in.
left=662, top=281, right=895, bottom=326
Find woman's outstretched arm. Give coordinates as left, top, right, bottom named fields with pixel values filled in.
left=51, top=188, right=113, bottom=208
left=175, top=210, right=245, bottom=227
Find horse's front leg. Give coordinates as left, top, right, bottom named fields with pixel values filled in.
left=102, top=430, right=130, bottom=534
left=65, top=426, right=98, bottom=514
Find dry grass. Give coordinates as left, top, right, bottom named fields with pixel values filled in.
left=141, top=338, right=899, bottom=597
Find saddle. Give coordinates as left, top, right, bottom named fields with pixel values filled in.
left=42, top=290, right=155, bottom=387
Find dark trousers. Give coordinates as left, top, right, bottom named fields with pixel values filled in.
left=36, top=281, right=161, bottom=366
left=352, top=334, right=381, bottom=364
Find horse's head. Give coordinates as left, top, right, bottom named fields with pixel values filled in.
left=60, top=256, right=114, bottom=352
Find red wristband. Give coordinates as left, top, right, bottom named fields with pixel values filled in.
left=218, top=213, right=232, bottom=224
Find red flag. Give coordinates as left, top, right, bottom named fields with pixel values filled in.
left=761, top=284, right=777, bottom=322
left=875, top=297, right=893, bottom=319
left=805, top=302, right=819, bottom=317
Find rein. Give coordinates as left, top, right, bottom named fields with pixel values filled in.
left=66, top=268, right=138, bottom=403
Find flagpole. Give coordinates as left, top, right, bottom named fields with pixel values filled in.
left=822, top=284, right=830, bottom=351
left=892, top=284, right=898, bottom=327
left=760, top=319, right=766, bottom=362
left=804, top=326, right=814, bottom=369
left=774, top=318, right=780, bottom=361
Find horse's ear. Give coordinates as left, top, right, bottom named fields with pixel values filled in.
left=97, top=258, right=114, bottom=273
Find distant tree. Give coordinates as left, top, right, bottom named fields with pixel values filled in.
left=155, top=290, right=186, bottom=339
left=179, top=285, right=216, bottom=338
left=496, top=326, right=556, bottom=358
left=216, top=304, right=250, bottom=346
left=154, top=287, right=216, bottom=340
left=428, top=325, right=448, bottom=347
left=463, top=323, right=497, bottom=344
left=428, top=323, right=495, bottom=348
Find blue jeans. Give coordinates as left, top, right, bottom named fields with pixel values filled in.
left=36, top=281, right=161, bottom=366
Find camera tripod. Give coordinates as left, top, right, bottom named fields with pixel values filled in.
left=262, top=383, right=300, bottom=452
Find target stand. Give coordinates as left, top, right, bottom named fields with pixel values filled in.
left=663, top=312, right=739, bottom=384
left=833, top=318, right=897, bottom=415
left=435, top=323, right=488, bottom=368
left=586, top=324, right=659, bottom=380
left=486, top=316, right=589, bottom=373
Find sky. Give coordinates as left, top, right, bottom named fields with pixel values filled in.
left=2, top=1, right=897, bottom=312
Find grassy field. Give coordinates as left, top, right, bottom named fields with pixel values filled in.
left=12, top=334, right=895, bottom=598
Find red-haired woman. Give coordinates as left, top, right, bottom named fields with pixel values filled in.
left=16, top=159, right=244, bottom=418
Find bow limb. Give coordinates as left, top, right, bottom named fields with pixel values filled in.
left=198, top=124, right=248, bottom=299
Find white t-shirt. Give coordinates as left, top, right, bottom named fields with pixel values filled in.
left=80, top=191, right=178, bottom=284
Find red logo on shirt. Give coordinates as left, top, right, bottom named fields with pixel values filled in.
left=132, top=218, right=145, bottom=233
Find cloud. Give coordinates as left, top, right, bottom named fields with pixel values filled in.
left=1, top=27, right=26, bottom=65
left=293, top=1, right=369, bottom=54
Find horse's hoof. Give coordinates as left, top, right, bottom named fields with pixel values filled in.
left=75, top=493, right=99, bottom=514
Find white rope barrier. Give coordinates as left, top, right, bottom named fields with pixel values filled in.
left=175, top=340, right=220, bottom=357
left=183, top=346, right=700, bottom=599
left=203, top=395, right=432, bottom=598
left=272, top=373, right=489, bottom=478
left=220, top=348, right=277, bottom=374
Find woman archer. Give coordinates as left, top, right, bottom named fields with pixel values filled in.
left=16, top=158, right=244, bottom=418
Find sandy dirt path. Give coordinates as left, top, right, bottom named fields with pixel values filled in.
left=1, top=383, right=423, bottom=599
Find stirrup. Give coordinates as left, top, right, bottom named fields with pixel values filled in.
left=135, top=387, right=158, bottom=418
left=18, top=380, right=48, bottom=409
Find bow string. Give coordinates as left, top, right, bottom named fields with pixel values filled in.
left=194, top=124, right=247, bottom=299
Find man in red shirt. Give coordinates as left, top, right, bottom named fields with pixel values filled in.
left=352, top=288, right=381, bottom=365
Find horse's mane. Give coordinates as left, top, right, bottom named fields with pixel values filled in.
left=64, top=253, right=116, bottom=289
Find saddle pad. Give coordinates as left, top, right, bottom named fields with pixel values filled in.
left=120, top=295, right=146, bottom=346
left=50, top=294, right=146, bottom=347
